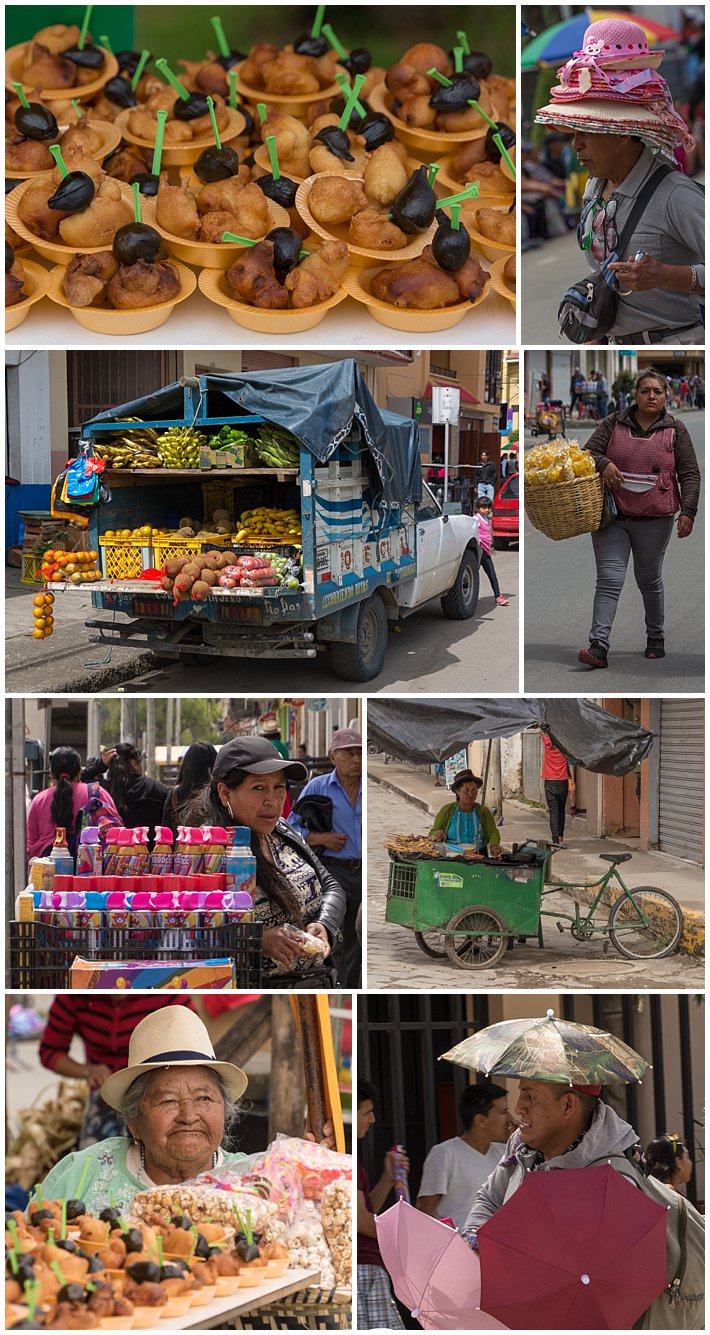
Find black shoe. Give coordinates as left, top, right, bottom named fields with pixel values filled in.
left=578, top=640, right=608, bottom=669
left=645, top=637, right=665, bottom=659
left=553, top=837, right=567, bottom=849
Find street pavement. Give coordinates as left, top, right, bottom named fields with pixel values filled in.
left=522, top=231, right=582, bottom=344
left=365, top=774, right=703, bottom=990
left=524, top=411, right=705, bottom=692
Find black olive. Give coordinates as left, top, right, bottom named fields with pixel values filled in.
left=432, top=215, right=471, bottom=271
left=116, top=50, right=150, bottom=77
left=86, top=1256, right=106, bottom=1273
left=173, top=93, right=211, bottom=122
left=65, top=44, right=105, bottom=70
left=113, top=222, right=167, bottom=265
left=193, top=145, right=240, bottom=182
left=47, top=171, right=95, bottom=213
left=238, top=102, right=255, bottom=137
left=389, top=166, right=436, bottom=234
left=430, top=71, right=480, bottom=112
left=293, top=33, right=329, bottom=58
left=14, top=102, right=59, bottom=141
left=485, top=121, right=516, bottom=161
left=256, top=174, right=297, bottom=208
left=194, top=1234, right=211, bottom=1260
left=57, top=1283, right=87, bottom=1305
left=315, top=126, right=354, bottom=162
left=130, top=171, right=161, bottom=195
left=104, top=76, right=137, bottom=109
left=170, top=1215, right=193, bottom=1229
left=98, top=1208, right=121, bottom=1225
left=235, top=1239, right=261, bottom=1263
left=359, top=112, right=395, bottom=151
left=160, top=1263, right=188, bottom=1280
left=266, top=227, right=302, bottom=278
left=29, top=1209, right=54, bottom=1226
left=6, top=179, right=19, bottom=194
left=207, top=1246, right=223, bottom=1258
left=6, top=241, right=14, bottom=272
left=342, top=47, right=372, bottom=76
left=55, top=1239, right=79, bottom=1253
left=65, top=1200, right=86, bottom=1221
left=126, top=1261, right=161, bottom=1284
left=215, top=50, right=247, bottom=70
left=463, top=50, right=493, bottom=80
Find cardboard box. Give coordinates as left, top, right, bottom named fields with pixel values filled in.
left=69, top=957, right=236, bottom=989
left=199, top=441, right=257, bottom=469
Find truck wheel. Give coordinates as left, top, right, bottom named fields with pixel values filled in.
left=493, top=537, right=509, bottom=551
left=330, top=594, right=388, bottom=682
left=441, top=552, right=479, bottom=620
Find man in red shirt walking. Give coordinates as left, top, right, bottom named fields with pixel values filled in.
left=541, top=734, right=576, bottom=848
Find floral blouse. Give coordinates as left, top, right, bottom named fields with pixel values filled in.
left=254, top=831, right=323, bottom=977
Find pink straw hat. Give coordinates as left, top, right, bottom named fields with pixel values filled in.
left=571, top=18, right=664, bottom=71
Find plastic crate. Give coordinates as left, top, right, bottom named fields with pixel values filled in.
left=98, top=538, right=153, bottom=580
left=9, top=920, right=263, bottom=990
left=20, top=552, right=43, bottom=585
left=153, top=534, right=232, bottom=569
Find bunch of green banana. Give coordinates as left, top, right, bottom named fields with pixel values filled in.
left=92, top=418, right=162, bottom=469
left=254, top=425, right=300, bottom=468
left=156, top=425, right=207, bottom=469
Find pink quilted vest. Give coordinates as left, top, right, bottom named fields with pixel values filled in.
left=605, top=422, right=680, bottom=517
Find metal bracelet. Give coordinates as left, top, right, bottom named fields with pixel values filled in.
left=689, top=265, right=698, bottom=293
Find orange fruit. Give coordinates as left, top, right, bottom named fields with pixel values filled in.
left=44, top=593, right=54, bottom=605
left=33, top=628, right=45, bottom=639
left=45, top=615, right=54, bottom=627
left=44, top=625, right=54, bottom=637
left=33, top=594, right=45, bottom=607
left=33, top=617, right=46, bottom=629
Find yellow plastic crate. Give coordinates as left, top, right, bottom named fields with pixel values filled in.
left=153, top=534, right=232, bottom=569
left=21, top=552, right=44, bottom=585
left=98, top=537, right=153, bottom=580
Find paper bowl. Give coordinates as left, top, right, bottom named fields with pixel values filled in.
left=235, top=1264, right=269, bottom=1287
left=76, top=1237, right=110, bottom=1256
left=159, top=1295, right=193, bottom=1317
left=99, top=1318, right=135, bottom=1330
left=465, top=205, right=516, bottom=261
left=5, top=178, right=135, bottom=264
left=6, top=258, right=50, bottom=330
left=5, top=119, right=122, bottom=181
left=188, top=1284, right=217, bottom=1307
left=367, top=81, right=489, bottom=157
left=114, top=105, right=246, bottom=167
left=199, top=265, right=348, bottom=331
left=131, top=1307, right=163, bottom=1327
left=488, top=254, right=516, bottom=306
left=214, top=1275, right=242, bottom=1297
left=235, top=64, right=346, bottom=120
left=265, top=1257, right=290, bottom=1279
left=47, top=260, right=196, bottom=334
left=295, top=173, right=435, bottom=267
left=344, top=263, right=490, bottom=332
left=434, top=152, right=516, bottom=205
left=146, top=194, right=290, bottom=269
left=6, top=43, right=120, bottom=103
left=252, top=143, right=308, bottom=185
left=500, top=146, right=517, bottom=184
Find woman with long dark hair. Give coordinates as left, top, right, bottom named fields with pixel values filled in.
left=26, top=747, right=121, bottom=859
left=161, top=742, right=217, bottom=836
left=185, top=736, right=346, bottom=985
left=645, top=1133, right=693, bottom=1193
left=85, top=742, right=169, bottom=832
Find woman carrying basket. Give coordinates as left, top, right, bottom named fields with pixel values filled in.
left=578, top=369, right=700, bottom=668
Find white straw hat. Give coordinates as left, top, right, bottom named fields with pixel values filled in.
left=100, top=1007, right=248, bottom=1111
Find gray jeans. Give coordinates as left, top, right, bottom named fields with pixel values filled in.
left=590, top=516, right=674, bottom=646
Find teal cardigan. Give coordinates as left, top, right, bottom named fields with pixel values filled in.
left=430, top=802, right=500, bottom=847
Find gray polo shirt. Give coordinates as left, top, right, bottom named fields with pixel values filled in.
left=583, top=145, right=704, bottom=337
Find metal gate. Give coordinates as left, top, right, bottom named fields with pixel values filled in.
left=658, top=700, right=704, bottom=862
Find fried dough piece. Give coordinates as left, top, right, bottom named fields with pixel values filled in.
left=239, top=43, right=281, bottom=89
left=106, top=259, right=181, bottom=309
left=226, top=240, right=289, bottom=308
left=436, top=103, right=489, bottom=133
left=449, top=249, right=489, bottom=302
left=51, top=154, right=106, bottom=187
left=262, top=114, right=311, bottom=178
left=401, top=43, right=451, bottom=83
left=308, top=125, right=369, bottom=176
left=309, top=174, right=368, bottom=225
left=6, top=257, right=26, bottom=306
left=284, top=238, right=348, bottom=307
left=144, top=88, right=177, bottom=114
left=503, top=253, right=516, bottom=290
left=6, top=219, right=23, bottom=248
left=60, top=116, right=103, bottom=159
left=391, top=91, right=437, bottom=129
left=103, top=145, right=151, bottom=182
left=63, top=251, right=119, bottom=306
left=32, top=23, right=80, bottom=54
left=466, top=161, right=514, bottom=194
left=227, top=181, right=269, bottom=239
left=199, top=209, right=241, bottom=242
left=451, top=138, right=488, bottom=174
left=363, top=143, right=409, bottom=205
left=18, top=177, right=69, bottom=239
left=385, top=63, right=431, bottom=97
left=371, top=254, right=460, bottom=308
left=179, top=56, right=229, bottom=99
left=188, top=96, right=229, bottom=139
left=22, top=42, right=76, bottom=88
left=156, top=180, right=201, bottom=239
left=475, top=206, right=516, bottom=247
left=196, top=174, right=251, bottom=217
left=5, top=136, right=55, bottom=172
left=263, top=53, right=320, bottom=96
left=349, top=207, right=407, bottom=250
left=58, top=180, right=132, bottom=247
left=128, top=108, right=193, bottom=144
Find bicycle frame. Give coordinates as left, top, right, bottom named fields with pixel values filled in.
left=542, top=862, right=653, bottom=937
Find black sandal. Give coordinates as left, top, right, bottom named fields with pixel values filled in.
left=645, top=637, right=665, bottom=659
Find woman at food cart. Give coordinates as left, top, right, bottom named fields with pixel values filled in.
left=429, top=770, right=501, bottom=855
left=35, top=1008, right=335, bottom=1215
left=185, top=736, right=346, bottom=985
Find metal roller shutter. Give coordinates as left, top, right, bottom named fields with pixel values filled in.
left=658, top=701, right=704, bottom=861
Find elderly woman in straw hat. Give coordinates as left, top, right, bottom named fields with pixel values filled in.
left=36, top=1007, right=334, bottom=1216
left=536, top=18, right=704, bottom=345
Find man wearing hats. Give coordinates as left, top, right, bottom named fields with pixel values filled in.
left=288, top=729, right=362, bottom=986
left=430, top=770, right=501, bottom=855
left=259, top=718, right=289, bottom=761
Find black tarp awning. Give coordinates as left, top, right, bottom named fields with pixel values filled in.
left=85, top=361, right=423, bottom=508
left=368, top=698, right=655, bottom=775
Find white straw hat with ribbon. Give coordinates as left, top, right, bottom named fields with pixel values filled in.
left=100, top=1007, right=248, bottom=1111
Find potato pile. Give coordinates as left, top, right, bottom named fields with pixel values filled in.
left=162, top=549, right=240, bottom=599
left=524, top=438, right=597, bottom=487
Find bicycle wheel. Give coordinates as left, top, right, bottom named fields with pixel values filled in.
left=414, top=930, right=448, bottom=959
left=444, top=906, right=509, bottom=969
left=608, top=887, right=683, bottom=960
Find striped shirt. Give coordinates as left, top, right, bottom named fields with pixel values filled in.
left=38, top=996, right=192, bottom=1073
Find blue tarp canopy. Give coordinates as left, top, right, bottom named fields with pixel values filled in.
left=85, top=360, right=423, bottom=508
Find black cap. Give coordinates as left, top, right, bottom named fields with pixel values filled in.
left=212, top=736, right=307, bottom=783
left=451, top=768, right=484, bottom=791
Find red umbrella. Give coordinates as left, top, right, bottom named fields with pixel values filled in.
left=477, top=1165, right=668, bottom=1329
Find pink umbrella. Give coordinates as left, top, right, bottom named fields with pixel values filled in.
left=375, top=1199, right=508, bottom=1330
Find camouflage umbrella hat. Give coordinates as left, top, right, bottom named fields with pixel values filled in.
left=440, top=1009, right=648, bottom=1085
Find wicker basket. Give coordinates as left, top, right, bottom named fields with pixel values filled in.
left=524, top=473, right=603, bottom=541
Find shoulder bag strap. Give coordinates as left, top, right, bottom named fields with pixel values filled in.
left=614, top=163, right=674, bottom=258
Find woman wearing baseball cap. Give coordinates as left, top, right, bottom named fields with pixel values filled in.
left=185, top=737, right=345, bottom=985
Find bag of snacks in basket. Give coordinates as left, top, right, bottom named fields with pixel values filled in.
left=253, top=1135, right=352, bottom=1212
left=524, top=437, right=604, bottom=541
left=130, top=1172, right=278, bottom=1234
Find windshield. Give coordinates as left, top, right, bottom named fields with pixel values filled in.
left=502, top=474, right=519, bottom=499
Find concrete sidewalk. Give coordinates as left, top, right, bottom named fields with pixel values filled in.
left=368, top=758, right=705, bottom=955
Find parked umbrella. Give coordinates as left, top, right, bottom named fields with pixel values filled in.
left=477, top=1165, right=668, bottom=1329
left=522, top=10, right=679, bottom=69
left=376, top=1199, right=508, bottom=1330
left=441, top=1009, right=647, bottom=1085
